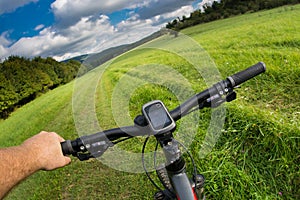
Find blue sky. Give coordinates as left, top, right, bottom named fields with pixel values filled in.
left=0, top=0, right=212, bottom=61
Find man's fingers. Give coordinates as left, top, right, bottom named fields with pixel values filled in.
left=64, top=156, right=72, bottom=165
left=51, top=132, right=65, bottom=143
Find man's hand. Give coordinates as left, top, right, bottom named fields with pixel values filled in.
left=0, top=131, right=71, bottom=199
left=22, top=131, right=71, bottom=171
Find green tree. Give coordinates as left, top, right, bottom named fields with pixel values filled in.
left=0, top=56, right=81, bottom=118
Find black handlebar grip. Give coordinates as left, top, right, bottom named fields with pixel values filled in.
left=227, top=62, right=266, bottom=87
left=61, top=140, right=75, bottom=155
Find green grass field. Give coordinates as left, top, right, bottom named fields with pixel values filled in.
left=0, top=5, right=299, bottom=200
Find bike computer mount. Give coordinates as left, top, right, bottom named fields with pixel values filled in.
left=141, top=100, right=176, bottom=135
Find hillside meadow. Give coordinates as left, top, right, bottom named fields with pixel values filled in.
left=0, top=4, right=299, bottom=200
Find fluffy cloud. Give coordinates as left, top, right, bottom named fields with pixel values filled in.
left=50, top=0, right=194, bottom=28
left=156, top=5, right=194, bottom=23
left=0, top=0, right=38, bottom=14
left=0, top=32, right=10, bottom=59
left=137, top=0, right=194, bottom=20
left=51, top=0, right=145, bottom=28
left=54, top=14, right=159, bottom=61
left=3, top=15, right=115, bottom=60
left=0, top=32, right=11, bottom=47
left=1, top=0, right=198, bottom=61
left=34, top=24, right=45, bottom=31
left=198, top=0, right=220, bottom=11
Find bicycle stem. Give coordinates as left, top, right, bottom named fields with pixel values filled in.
left=154, top=131, right=199, bottom=200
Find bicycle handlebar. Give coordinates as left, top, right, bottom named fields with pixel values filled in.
left=170, top=62, right=266, bottom=121
left=227, top=62, right=266, bottom=87
left=61, top=62, right=266, bottom=158
left=61, top=126, right=143, bottom=156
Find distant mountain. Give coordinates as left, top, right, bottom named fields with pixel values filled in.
left=63, top=54, right=89, bottom=63
left=63, top=29, right=167, bottom=70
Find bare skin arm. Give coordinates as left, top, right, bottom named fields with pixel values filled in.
left=0, top=131, right=71, bottom=199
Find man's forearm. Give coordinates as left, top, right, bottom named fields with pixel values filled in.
left=0, top=131, right=71, bottom=199
left=0, top=145, right=39, bottom=199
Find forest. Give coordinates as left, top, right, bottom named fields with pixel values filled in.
left=0, top=56, right=81, bottom=119
left=167, top=0, right=300, bottom=30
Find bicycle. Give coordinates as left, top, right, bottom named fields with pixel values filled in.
left=61, top=62, right=266, bottom=200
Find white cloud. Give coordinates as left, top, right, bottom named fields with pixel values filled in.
left=0, top=45, right=8, bottom=60
left=198, top=0, right=220, bottom=12
left=34, top=24, right=45, bottom=31
left=54, top=15, right=158, bottom=61
left=1, top=0, right=199, bottom=61
left=160, top=5, right=194, bottom=21
left=0, top=31, right=11, bottom=47
left=50, top=0, right=144, bottom=28
left=137, top=0, right=194, bottom=20
left=2, top=14, right=116, bottom=61
left=0, top=0, right=38, bottom=15
left=50, top=0, right=194, bottom=28
left=0, top=32, right=11, bottom=60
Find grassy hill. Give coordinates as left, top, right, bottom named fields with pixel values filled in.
left=1, top=4, right=299, bottom=200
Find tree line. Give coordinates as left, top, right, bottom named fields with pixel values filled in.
left=167, top=0, right=300, bottom=30
left=0, top=56, right=81, bottom=119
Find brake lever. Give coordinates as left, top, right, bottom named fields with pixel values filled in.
left=201, top=90, right=237, bottom=108
left=71, top=137, right=114, bottom=161
left=74, top=152, right=94, bottom=161
left=74, top=148, right=109, bottom=161
left=226, top=91, right=237, bottom=102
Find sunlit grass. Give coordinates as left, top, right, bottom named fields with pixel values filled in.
left=0, top=4, right=299, bottom=200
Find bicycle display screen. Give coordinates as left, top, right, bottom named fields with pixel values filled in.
left=142, top=100, right=176, bottom=134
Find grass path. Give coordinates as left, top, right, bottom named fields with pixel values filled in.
left=0, top=4, right=299, bottom=200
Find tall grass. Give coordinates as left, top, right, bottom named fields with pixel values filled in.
left=0, top=4, right=299, bottom=200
